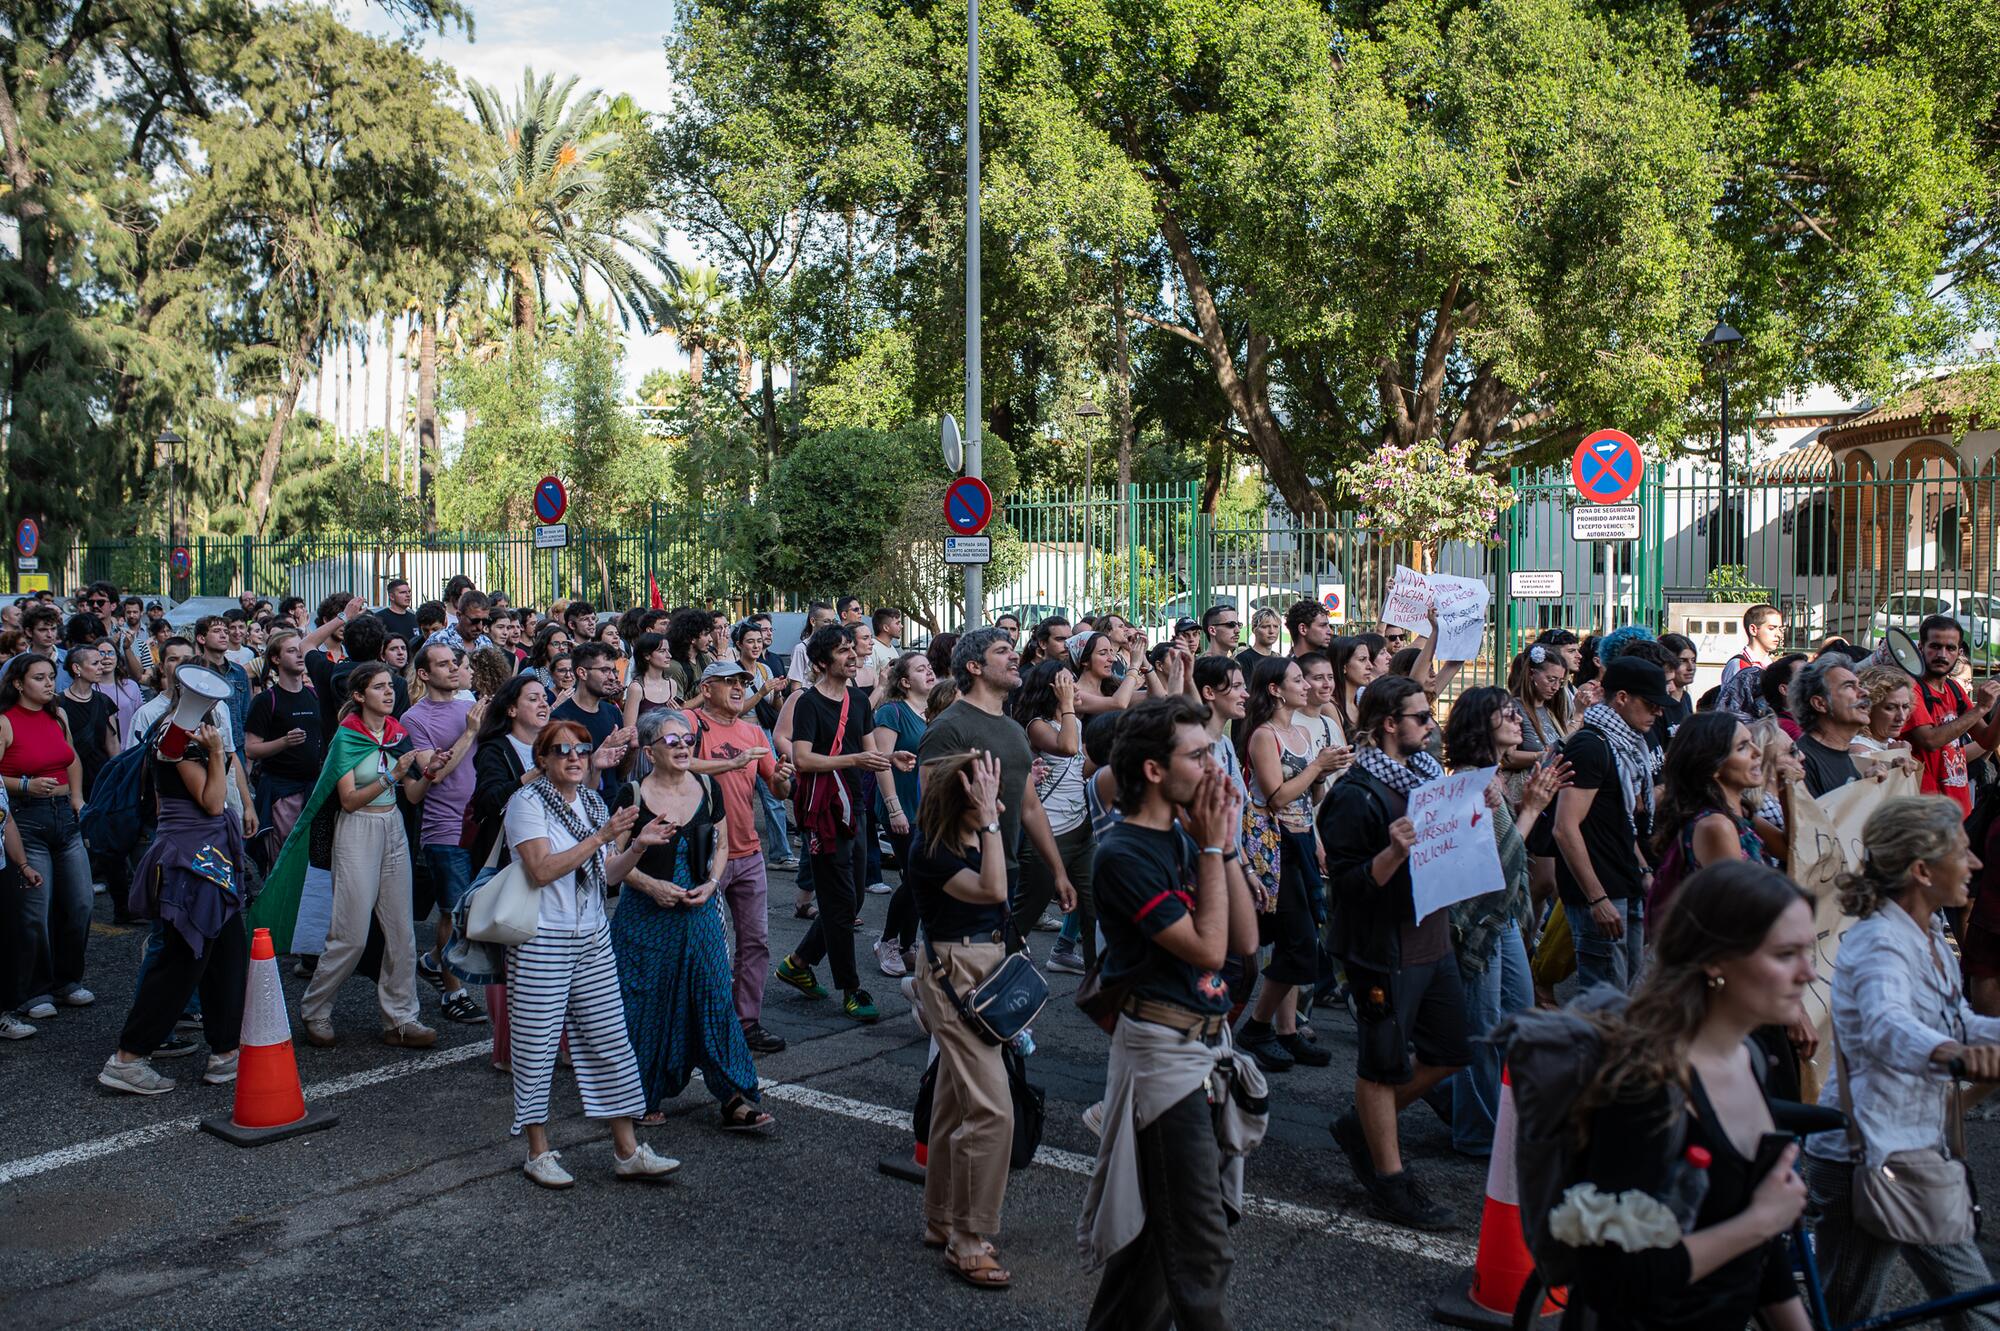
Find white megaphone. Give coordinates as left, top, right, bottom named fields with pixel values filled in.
left=160, top=664, right=232, bottom=761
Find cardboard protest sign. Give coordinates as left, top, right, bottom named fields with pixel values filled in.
left=1428, top=573, right=1490, bottom=662
left=1381, top=565, right=1431, bottom=635
left=1408, top=765, right=1505, bottom=923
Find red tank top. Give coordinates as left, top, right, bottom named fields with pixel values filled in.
left=1, top=705, right=75, bottom=783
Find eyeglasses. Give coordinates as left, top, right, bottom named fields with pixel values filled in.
left=652, top=734, right=695, bottom=750
left=1400, top=708, right=1434, bottom=725
left=547, top=742, right=594, bottom=758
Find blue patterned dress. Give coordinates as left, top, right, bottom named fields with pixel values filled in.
left=610, top=780, right=760, bottom=1111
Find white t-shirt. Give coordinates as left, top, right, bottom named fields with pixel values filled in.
left=1033, top=750, right=1087, bottom=836
left=504, top=786, right=606, bottom=933
left=868, top=641, right=899, bottom=671
left=507, top=734, right=535, bottom=771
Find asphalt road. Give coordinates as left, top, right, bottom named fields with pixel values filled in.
left=7, top=864, right=2000, bottom=1330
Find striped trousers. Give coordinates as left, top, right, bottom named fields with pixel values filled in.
left=505, top=924, right=647, bottom=1135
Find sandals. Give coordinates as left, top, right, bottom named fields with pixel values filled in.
left=922, top=1226, right=949, bottom=1250
left=945, top=1241, right=1011, bottom=1290
left=794, top=901, right=819, bottom=920
left=720, top=1094, right=774, bottom=1133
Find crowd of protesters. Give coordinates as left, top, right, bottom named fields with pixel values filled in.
left=13, top=576, right=2000, bottom=1328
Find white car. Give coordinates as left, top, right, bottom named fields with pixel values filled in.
left=1868, top=591, right=2000, bottom=655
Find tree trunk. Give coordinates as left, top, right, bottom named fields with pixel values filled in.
left=760, top=357, right=779, bottom=476
left=344, top=336, right=354, bottom=440
left=418, top=306, right=438, bottom=530
left=736, top=341, right=753, bottom=397
left=249, top=318, right=324, bottom=531
left=382, top=314, right=394, bottom=483
left=687, top=341, right=705, bottom=400
left=510, top=260, right=537, bottom=340
left=1112, top=264, right=1136, bottom=546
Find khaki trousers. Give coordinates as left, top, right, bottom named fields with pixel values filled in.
left=916, top=939, right=1014, bottom=1236
left=301, top=806, right=417, bottom=1027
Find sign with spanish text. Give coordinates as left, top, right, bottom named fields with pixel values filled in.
left=1408, top=765, right=1505, bottom=923
left=1380, top=565, right=1431, bottom=634
left=1428, top=573, right=1490, bottom=662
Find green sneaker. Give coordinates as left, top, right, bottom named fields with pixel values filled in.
left=775, top=955, right=827, bottom=999
left=842, top=989, right=880, bottom=1024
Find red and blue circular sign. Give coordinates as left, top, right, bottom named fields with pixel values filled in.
left=1571, top=429, right=1645, bottom=505
left=533, top=475, right=568, bottom=525
left=943, top=476, right=994, bottom=536
left=169, top=545, right=192, bottom=576
left=1320, top=586, right=1343, bottom=616
left=13, top=519, right=38, bottom=560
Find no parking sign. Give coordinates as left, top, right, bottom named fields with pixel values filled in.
left=1570, top=429, right=1645, bottom=505
left=1317, top=582, right=1347, bottom=625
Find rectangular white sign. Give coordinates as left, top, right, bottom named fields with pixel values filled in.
left=1570, top=505, right=1641, bottom=542
left=1509, top=570, right=1564, bottom=599
left=1408, top=765, right=1506, bottom=923
left=943, top=536, right=991, bottom=565
left=15, top=558, right=36, bottom=573
left=1380, top=564, right=1431, bottom=634
left=1428, top=573, right=1491, bottom=661
left=533, top=523, right=570, bottom=550
left=1317, top=583, right=1348, bottom=625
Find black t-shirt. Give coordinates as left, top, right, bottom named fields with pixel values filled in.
left=793, top=684, right=874, bottom=811
left=246, top=680, right=324, bottom=784
left=910, top=833, right=1005, bottom=938
left=754, top=651, right=789, bottom=729
left=151, top=738, right=213, bottom=812
left=1555, top=726, right=1649, bottom=905
left=1092, top=820, right=1229, bottom=1015
left=1650, top=693, right=1693, bottom=752
left=553, top=696, right=624, bottom=803
left=1796, top=733, right=1859, bottom=798
left=376, top=609, right=419, bottom=651
left=319, top=658, right=411, bottom=737
left=1234, top=645, right=1276, bottom=676
left=55, top=691, right=116, bottom=796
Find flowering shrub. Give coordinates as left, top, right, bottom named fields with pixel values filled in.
left=1337, top=439, right=1515, bottom=564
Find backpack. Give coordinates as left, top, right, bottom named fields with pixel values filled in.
left=80, top=720, right=162, bottom=858
left=1494, top=987, right=1686, bottom=1288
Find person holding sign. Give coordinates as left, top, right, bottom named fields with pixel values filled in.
left=1233, top=657, right=1349, bottom=1075
left=1320, top=675, right=1470, bottom=1231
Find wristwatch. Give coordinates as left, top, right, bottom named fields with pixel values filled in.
left=981, top=821, right=1000, bottom=835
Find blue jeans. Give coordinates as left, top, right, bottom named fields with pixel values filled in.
left=424, top=845, right=474, bottom=910
left=1572, top=895, right=1646, bottom=993
left=1450, top=921, right=1533, bottom=1156
left=11, top=798, right=94, bottom=1007
left=756, top=726, right=793, bottom=861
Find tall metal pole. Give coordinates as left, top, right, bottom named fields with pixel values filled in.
left=1718, top=372, right=1733, bottom=566
left=962, top=0, right=983, bottom=629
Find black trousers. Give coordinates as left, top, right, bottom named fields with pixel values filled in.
left=1086, top=1084, right=1236, bottom=1331
left=879, top=829, right=918, bottom=952
left=795, top=833, right=865, bottom=991
left=118, top=918, right=249, bottom=1057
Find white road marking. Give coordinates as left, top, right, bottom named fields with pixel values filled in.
left=0, top=1040, right=494, bottom=1186
left=756, top=1078, right=1479, bottom=1265
left=2, top=1042, right=1480, bottom=1265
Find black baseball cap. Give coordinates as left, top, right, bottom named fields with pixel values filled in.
left=1601, top=657, right=1673, bottom=709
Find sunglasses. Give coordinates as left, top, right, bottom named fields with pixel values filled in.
left=547, top=742, right=594, bottom=758
left=1400, top=708, right=1434, bottom=725
left=1214, top=621, right=1240, bottom=630
left=465, top=618, right=490, bottom=630
left=1385, top=633, right=1409, bottom=645
left=652, top=734, right=695, bottom=750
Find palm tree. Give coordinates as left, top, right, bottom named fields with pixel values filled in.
left=467, top=70, right=678, bottom=339
left=671, top=264, right=732, bottom=401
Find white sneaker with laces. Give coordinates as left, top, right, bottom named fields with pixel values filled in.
left=1082, top=1101, right=1106, bottom=1137
left=612, top=1142, right=681, bottom=1181
left=58, top=988, right=95, bottom=1007
left=0, top=1012, right=37, bottom=1040
left=874, top=939, right=907, bottom=978
left=865, top=880, right=892, bottom=895
left=202, top=1051, right=239, bottom=1085
left=25, top=1001, right=56, bottom=1020
left=524, top=1150, right=574, bottom=1189
left=98, top=1055, right=176, bottom=1096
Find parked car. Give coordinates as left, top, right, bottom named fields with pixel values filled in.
left=987, top=603, right=1073, bottom=630
left=1868, top=590, right=2000, bottom=655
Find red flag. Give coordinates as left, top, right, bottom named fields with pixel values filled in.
left=648, top=574, right=664, bottom=610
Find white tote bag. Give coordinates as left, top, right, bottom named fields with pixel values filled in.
left=464, top=857, right=539, bottom=945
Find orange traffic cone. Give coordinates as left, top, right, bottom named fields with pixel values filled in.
left=1433, top=1066, right=1562, bottom=1327
left=200, top=927, right=340, bottom=1147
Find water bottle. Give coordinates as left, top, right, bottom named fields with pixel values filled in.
left=1011, top=1027, right=1036, bottom=1058
left=1663, top=1145, right=1712, bottom=1232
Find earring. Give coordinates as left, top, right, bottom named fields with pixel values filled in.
left=1706, top=973, right=1726, bottom=990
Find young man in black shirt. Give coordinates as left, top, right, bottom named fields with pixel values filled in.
left=1788, top=656, right=1865, bottom=797
left=244, top=628, right=324, bottom=841
left=550, top=640, right=636, bottom=803
left=774, top=625, right=908, bottom=1022
left=1552, top=656, right=1669, bottom=993
left=1082, top=696, right=1260, bottom=1331
left=1319, top=674, right=1472, bottom=1231
left=375, top=578, right=419, bottom=652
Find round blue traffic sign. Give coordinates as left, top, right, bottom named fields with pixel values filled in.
left=944, top=476, right=994, bottom=537
left=1571, top=429, right=1645, bottom=505
left=14, top=518, right=38, bottom=559
left=533, top=475, right=568, bottom=525
left=170, top=545, right=192, bottom=576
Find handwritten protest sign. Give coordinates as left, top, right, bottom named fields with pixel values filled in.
left=1381, top=565, right=1432, bottom=634
left=1408, top=765, right=1504, bottom=923
left=1428, top=573, right=1491, bottom=661
left=1788, top=768, right=1918, bottom=1099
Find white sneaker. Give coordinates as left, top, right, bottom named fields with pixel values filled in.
left=612, top=1142, right=681, bottom=1181
left=1082, top=1101, right=1106, bottom=1137
left=1035, top=908, right=1064, bottom=932
left=874, top=939, right=907, bottom=978
left=98, top=1055, right=176, bottom=1096
left=202, top=1051, right=239, bottom=1085
left=1047, top=944, right=1086, bottom=976
left=58, top=988, right=95, bottom=1007
left=865, top=880, right=892, bottom=895
left=25, top=1001, right=56, bottom=1020
left=524, top=1150, right=574, bottom=1190
left=0, top=1013, right=37, bottom=1040
left=92, top=881, right=108, bottom=895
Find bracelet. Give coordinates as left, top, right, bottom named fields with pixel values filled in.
left=1223, top=850, right=1239, bottom=863
left=1585, top=895, right=1608, bottom=906
left=1200, top=845, right=1226, bottom=856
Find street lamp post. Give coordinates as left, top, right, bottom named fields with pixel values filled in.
left=962, top=0, right=983, bottom=630
left=1703, top=319, right=1743, bottom=567
left=157, top=426, right=184, bottom=561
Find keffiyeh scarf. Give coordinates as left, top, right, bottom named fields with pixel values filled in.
left=1355, top=744, right=1444, bottom=795
left=1582, top=701, right=1655, bottom=835
left=529, top=778, right=611, bottom=901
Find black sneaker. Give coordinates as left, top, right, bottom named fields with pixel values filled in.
left=152, top=1032, right=200, bottom=1059
left=742, top=1023, right=786, bottom=1055
left=417, top=952, right=449, bottom=992
left=1364, top=1169, right=1455, bottom=1231
left=1235, top=1020, right=1294, bottom=1073
left=1329, top=1110, right=1376, bottom=1185
left=439, top=990, right=487, bottom=1024
left=1277, top=1030, right=1332, bottom=1067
